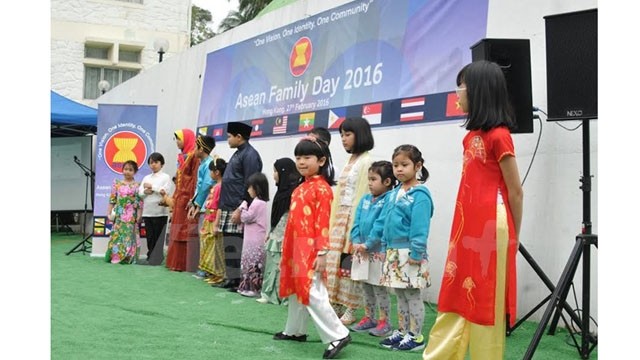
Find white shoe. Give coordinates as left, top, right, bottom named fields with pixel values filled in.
left=256, top=297, right=269, bottom=304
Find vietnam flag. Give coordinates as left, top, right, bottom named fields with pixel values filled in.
left=446, top=93, right=467, bottom=117
left=251, top=119, right=264, bottom=137
left=299, top=112, right=315, bottom=131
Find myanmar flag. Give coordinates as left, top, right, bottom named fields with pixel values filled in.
left=299, top=112, right=315, bottom=131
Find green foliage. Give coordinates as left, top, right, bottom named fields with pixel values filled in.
left=191, top=4, right=216, bottom=46
left=218, top=0, right=273, bottom=33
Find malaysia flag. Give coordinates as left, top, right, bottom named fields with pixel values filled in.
left=272, top=115, right=288, bottom=134
left=251, top=119, right=264, bottom=137
left=400, top=97, right=425, bottom=122
left=446, top=93, right=466, bottom=117
left=362, top=103, right=382, bottom=125
left=213, top=126, right=224, bottom=138
left=328, top=107, right=346, bottom=129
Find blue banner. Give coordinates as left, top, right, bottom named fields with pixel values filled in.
left=197, top=0, right=488, bottom=138
left=93, top=104, right=158, bottom=237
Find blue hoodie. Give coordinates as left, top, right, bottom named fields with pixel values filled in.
left=369, top=184, right=434, bottom=261
left=349, top=190, right=393, bottom=253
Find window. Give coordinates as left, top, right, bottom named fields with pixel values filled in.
left=84, top=67, right=140, bottom=99
left=83, top=41, right=143, bottom=99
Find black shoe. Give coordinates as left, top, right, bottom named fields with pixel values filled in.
left=137, top=259, right=149, bottom=266
left=323, top=335, right=351, bottom=359
left=227, top=286, right=238, bottom=293
left=222, top=279, right=238, bottom=289
left=273, top=331, right=307, bottom=342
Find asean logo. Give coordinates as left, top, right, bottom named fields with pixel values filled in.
left=103, top=130, right=147, bottom=174
left=289, top=37, right=312, bottom=77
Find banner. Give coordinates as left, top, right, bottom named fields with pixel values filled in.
left=197, top=0, right=488, bottom=138
left=93, top=104, right=158, bottom=237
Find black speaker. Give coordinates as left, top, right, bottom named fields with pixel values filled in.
left=544, top=9, right=597, bottom=121
left=471, top=38, right=533, bottom=134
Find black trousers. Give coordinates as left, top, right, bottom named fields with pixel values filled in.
left=143, top=216, right=168, bottom=260
left=222, top=232, right=243, bottom=283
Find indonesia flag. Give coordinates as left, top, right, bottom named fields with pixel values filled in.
left=362, top=103, right=382, bottom=125
left=446, top=93, right=466, bottom=117
left=400, top=97, right=425, bottom=122
left=328, top=108, right=346, bottom=129
left=251, top=119, right=264, bottom=137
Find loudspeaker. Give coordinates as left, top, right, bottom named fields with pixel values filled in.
left=471, top=38, right=533, bottom=134
left=544, top=9, right=597, bottom=121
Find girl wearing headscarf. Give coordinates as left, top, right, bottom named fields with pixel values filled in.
left=256, top=158, right=302, bottom=304
left=166, top=129, right=201, bottom=271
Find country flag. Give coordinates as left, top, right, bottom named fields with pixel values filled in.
left=328, top=107, right=346, bottom=129
left=362, top=103, right=382, bottom=125
left=213, top=126, right=224, bottom=138
left=251, top=119, right=264, bottom=137
left=400, top=97, right=425, bottom=122
left=272, top=115, right=288, bottom=134
left=198, top=127, right=208, bottom=136
left=446, top=93, right=467, bottom=117
left=299, top=112, right=315, bottom=131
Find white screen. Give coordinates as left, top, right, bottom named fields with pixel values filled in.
left=51, top=136, right=94, bottom=211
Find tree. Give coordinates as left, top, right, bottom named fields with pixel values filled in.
left=218, top=0, right=272, bottom=33
left=191, top=5, right=216, bottom=46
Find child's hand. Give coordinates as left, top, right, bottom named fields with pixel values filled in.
left=353, top=244, right=368, bottom=256
left=159, top=189, right=167, bottom=196
left=314, top=254, right=327, bottom=272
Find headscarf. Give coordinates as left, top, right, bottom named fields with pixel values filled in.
left=271, top=158, right=302, bottom=229
left=175, top=129, right=195, bottom=170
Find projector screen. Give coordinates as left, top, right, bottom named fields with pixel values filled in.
left=51, top=136, right=94, bottom=211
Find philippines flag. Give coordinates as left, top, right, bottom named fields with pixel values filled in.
left=400, top=97, right=425, bottom=122
left=446, top=93, right=466, bottom=117
left=272, top=115, right=288, bottom=134
left=251, top=119, right=264, bottom=137
left=328, top=107, right=346, bottom=129
left=362, top=103, right=382, bottom=125
left=213, top=126, right=224, bottom=139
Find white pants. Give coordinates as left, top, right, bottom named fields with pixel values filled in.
left=284, top=275, right=350, bottom=344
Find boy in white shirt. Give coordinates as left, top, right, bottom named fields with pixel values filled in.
left=138, top=152, right=173, bottom=265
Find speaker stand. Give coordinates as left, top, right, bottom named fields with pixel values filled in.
left=523, top=119, right=598, bottom=359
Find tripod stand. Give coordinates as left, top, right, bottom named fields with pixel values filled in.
left=66, top=156, right=95, bottom=256
left=524, top=119, right=598, bottom=359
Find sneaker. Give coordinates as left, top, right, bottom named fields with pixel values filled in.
left=256, top=297, right=269, bottom=304
left=192, top=270, right=207, bottom=279
left=369, top=319, right=392, bottom=337
left=392, top=332, right=425, bottom=351
left=339, top=308, right=356, bottom=325
left=351, top=317, right=377, bottom=332
left=379, top=330, right=404, bottom=349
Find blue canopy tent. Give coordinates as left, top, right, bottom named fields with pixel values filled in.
left=51, top=90, right=98, bottom=137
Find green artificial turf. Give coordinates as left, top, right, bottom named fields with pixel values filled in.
left=51, top=233, right=596, bottom=359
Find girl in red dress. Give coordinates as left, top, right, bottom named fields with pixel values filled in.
left=274, top=137, right=351, bottom=360
left=423, top=60, right=524, bottom=359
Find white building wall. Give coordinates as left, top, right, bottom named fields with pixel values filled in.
left=95, top=0, right=599, bottom=324
left=51, top=0, right=192, bottom=105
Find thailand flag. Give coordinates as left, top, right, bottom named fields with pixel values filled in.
left=251, top=119, right=264, bottom=137
left=328, top=108, right=346, bottom=129
left=362, top=103, right=382, bottom=125
left=400, top=97, right=425, bottom=122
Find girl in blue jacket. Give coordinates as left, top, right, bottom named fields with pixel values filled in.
left=376, top=144, right=434, bottom=352
left=350, top=161, right=397, bottom=337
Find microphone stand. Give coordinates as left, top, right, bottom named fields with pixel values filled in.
left=66, top=157, right=95, bottom=255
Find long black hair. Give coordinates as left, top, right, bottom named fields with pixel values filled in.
left=339, top=117, right=374, bottom=154
left=457, top=60, right=515, bottom=132
left=271, top=158, right=302, bottom=229
left=294, top=137, right=336, bottom=185
left=247, top=172, right=270, bottom=202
